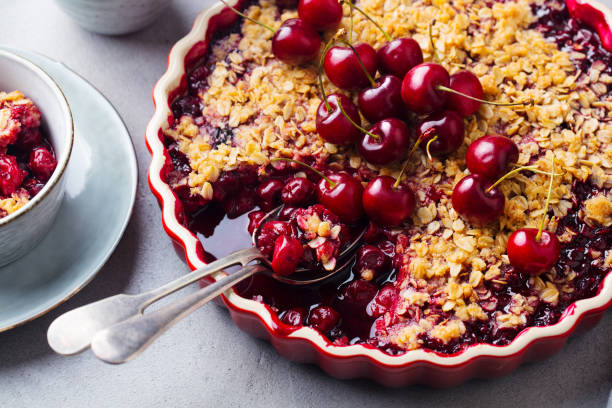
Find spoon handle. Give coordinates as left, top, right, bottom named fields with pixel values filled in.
left=90, top=263, right=267, bottom=364
left=142, top=246, right=262, bottom=308
left=47, top=246, right=262, bottom=356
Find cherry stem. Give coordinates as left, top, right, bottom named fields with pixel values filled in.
left=343, top=1, right=392, bottom=42
left=425, top=135, right=438, bottom=161
left=486, top=165, right=557, bottom=193
left=429, top=20, right=440, bottom=63
left=319, top=37, right=337, bottom=112
left=270, top=157, right=337, bottom=188
left=437, top=85, right=532, bottom=107
left=393, top=137, right=430, bottom=188
left=219, top=0, right=275, bottom=33
left=394, top=132, right=429, bottom=188
left=536, top=157, right=556, bottom=242
left=336, top=38, right=376, bottom=87
left=336, top=100, right=379, bottom=140
left=509, top=163, right=562, bottom=177
left=397, top=129, right=435, bottom=184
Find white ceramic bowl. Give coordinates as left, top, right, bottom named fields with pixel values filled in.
left=55, top=0, right=174, bottom=35
left=0, top=50, right=73, bottom=267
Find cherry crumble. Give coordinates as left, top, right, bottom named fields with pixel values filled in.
left=162, top=0, right=611, bottom=354
left=0, top=91, right=57, bottom=219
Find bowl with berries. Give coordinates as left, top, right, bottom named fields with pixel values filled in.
left=0, top=50, right=73, bottom=266
left=146, top=0, right=612, bottom=386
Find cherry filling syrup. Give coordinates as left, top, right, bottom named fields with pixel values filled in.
left=531, top=0, right=612, bottom=77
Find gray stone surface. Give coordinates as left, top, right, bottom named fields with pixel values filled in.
left=0, top=1, right=611, bottom=406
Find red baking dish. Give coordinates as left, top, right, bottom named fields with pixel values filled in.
left=145, top=0, right=612, bottom=387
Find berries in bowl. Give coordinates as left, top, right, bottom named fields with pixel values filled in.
left=147, top=0, right=612, bottom=386
left=0, top=50, right=73, bottom=267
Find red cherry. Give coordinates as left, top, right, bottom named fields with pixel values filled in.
left=316, top=93, right=362, bottom=144
left=247, top=210, right=266, bottom=235
left=0, top=154, right=26, bottom=196
left=416, top=110, right=464, bottom=156
left=28, top=147, right=57, bottom=181
left=298, top=0, right=342, bottom=31
left=271, top=234, right=304, bottom=276
left=316, top=172, right=364, bottom=224
left=281, top=307, right=306, bottom=326
left=451, top=174, right=505, bottom=225
left=257, top=179, right=284, bottom=209
left=324, top=43, right=378, bottom=90
left=281, top=177, right=316, bottom=205
left=339, top=279, right=378, bottom=311
left=357, top=75, right=404, bottom=122
left=307, top=305, right=340, bottom=332
left=355, top=245, right=389, bottom=280
left=256, top=220, right=295, bottom=256
left=362, top=176, right=415, bottom=226
left=22, top=178, right=45, bottom=197
left=272, top=18, right=321, bottom=65
left=401, top=62, right=450, bottom=114
left=507, top=228, right=560, bottom=275
left=466, top=135, right=519, bottom=181
left=377, top=38, right=423, bottom=78
left=368, top=283, right=397, bottom=317
left=15, top=128, right=43, bottom=152
left=445, top=70, right=484, bottom=116
left=278, top=205, right=298, bottom=220
left=358, top=118, right=411, bottom=165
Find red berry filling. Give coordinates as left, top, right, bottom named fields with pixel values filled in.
left=0, top=91, right=57, bottom=218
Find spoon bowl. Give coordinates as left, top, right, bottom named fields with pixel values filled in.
left=252, top=205, right=366, bottom=285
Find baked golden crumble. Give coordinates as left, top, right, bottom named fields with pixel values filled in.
left=163, top=0, right=611, bottom=351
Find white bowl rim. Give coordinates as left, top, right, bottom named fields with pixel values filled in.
left=0, top=49, right=74, bottom=227
left=145, top=0, right=612, bottom=368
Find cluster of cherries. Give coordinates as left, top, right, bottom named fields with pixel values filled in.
left=248, top=158, right=372, bottom=276
left=452, top=134, right=561, bottom=275
left=0, top=101, right=58, bottom=201
left=223, top=0, right=561, bottom=277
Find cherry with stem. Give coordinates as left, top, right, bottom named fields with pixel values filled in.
left=429, top=20, right=440, bottom=63
left=416, top=109, right=464, bottom=157
left=347, top=1, right=423, bottom=78
left=219, top=0, right=321, bottom=65
left=402, top=62, right=532, bottom=115
left=358, top=118, right=412, bottom=165
left=465, top=135, right=519, bottom=181
left=451, top=173, right=505, bottom=225
left=298, top=0, right=343, bottom=31
left=324, top=37, right=378, bottom=90
left=507, top=157, right=561, bottom=275
left=362, top=175, right=416, bottom=227
left=270, top=158, right=364, bottom=223
left=316, top=37, right=363, bottom=144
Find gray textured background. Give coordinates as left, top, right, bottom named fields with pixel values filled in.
left=0, top=1, right=611, bottom=407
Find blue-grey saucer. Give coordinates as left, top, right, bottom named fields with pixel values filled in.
left=0, top=47, right=137, bottom=332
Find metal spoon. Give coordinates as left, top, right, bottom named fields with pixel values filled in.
left=47, top=205, right=364, bottom=360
